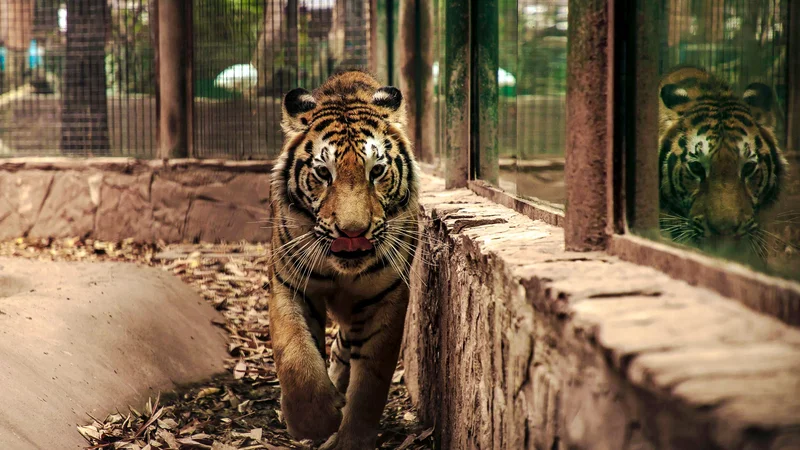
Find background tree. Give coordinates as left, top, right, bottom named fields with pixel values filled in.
left=61, top=0, right=110, bottom=155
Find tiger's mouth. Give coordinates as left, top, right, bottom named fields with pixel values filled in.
left=330, top=236, right=376, bottom=259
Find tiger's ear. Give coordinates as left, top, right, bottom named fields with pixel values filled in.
left=371, top=86, right=406, bottom=126
left=743, top=82, right=776, bottom=129
left=281, top=88, right=317, bottom=133
left=660, top=83, right=691, bottom=111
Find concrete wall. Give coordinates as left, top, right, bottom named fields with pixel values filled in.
left=403, top=174, right=800, bottom=450
left=0, top=158, right=272, bottom=243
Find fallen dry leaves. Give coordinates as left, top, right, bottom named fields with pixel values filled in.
left=0, top=237, right=434, bottom=449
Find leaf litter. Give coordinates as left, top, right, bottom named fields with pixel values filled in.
left=0, top=237, right=435, bottom=449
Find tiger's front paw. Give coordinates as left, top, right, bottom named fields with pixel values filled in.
left=281, top=379, right=345, bottom=441
left=318, top=432, right=375, bottom=450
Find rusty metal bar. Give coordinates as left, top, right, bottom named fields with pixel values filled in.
left=564, top=0, right=611, bottom=250
left=158, top=0, right=189, bottom=158
left=184, top=0, right=194, bottom=158
left=151, top=0, right=160, bottom=154
left=609, top=233, right=800, bottom=327
left=444, top=0, right=470, bottom=188
left=398, top=0, right=434, bottom=163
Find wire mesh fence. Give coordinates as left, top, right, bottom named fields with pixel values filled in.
left=0, top=0, right=157, bottom=157
left=0, top=0, right=375, bottom=159
left=192, top=0, right=371, bottom=159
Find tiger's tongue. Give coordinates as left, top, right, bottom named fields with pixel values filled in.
left=331, top=237, right=373, bottom=253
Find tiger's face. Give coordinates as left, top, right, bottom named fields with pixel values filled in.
left=658, top=67, right=786, bottom=252
left=273, top=79, right=418, bottom=275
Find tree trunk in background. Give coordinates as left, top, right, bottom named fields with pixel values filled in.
left=253, top=0, right=298, bottom=97
left=61, top=0, right=110, bottom=155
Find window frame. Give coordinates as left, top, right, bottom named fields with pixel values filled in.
left=426, top=0, right=800, bottom=326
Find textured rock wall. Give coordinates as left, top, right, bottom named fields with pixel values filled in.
left=404, top=175, right=800, bottom=450
left=0, top=158, right=272, bottom=243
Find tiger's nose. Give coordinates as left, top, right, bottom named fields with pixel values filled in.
left=339, top=226, right=369, bottom=238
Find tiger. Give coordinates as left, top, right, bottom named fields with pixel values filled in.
left=267, top=70, right=420, bottom=449
left=657, top=65, right=787, bottom=256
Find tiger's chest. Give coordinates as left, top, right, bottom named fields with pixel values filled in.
left=320, top=271, right=403, bottom=325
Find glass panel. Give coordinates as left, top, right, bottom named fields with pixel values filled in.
left=493, top=0, right=567, bottom=205
left=630, top=0, right=800, bottom=280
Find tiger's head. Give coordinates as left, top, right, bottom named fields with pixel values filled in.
left=658, top=66, right=786, bottom=253
left=272, top=71, right=419, bottom=275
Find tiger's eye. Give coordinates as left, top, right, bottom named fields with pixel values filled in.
left=315, top=165, right=331, bottom=180
left=742, top=161, right=758, bottom=178
left=687, top=161, right=705, bottom=179
left=370, top=164, right=386, bottom=180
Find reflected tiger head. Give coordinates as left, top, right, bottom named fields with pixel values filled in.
left=657, top=66, right=786, bottom=254
left=272, top=71, right=419, bottom=274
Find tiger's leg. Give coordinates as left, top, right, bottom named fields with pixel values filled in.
left=329, top=326, right=352, bottom=394
left=269, top=277, right=343, bottom=441
left=321, top=284, right=409, bottom=450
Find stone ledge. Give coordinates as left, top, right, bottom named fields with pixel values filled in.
left=403, top=174, right=800, bottom=450
left=0, top=158, right=273, bottom=243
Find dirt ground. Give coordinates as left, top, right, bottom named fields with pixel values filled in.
left=0, top=238, right=434, bottom=450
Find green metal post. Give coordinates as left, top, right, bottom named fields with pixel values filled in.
left=445, top=0, right=471, bottom=188
left=473, top=0, right=499, bottom=184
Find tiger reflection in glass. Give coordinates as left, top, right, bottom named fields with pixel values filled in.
left=658, top=66, right=787, bottom=258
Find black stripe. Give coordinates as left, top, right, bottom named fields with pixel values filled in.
left=391, top=154, right=404, bottom=198
left=395, top=138, right=415, bottom=188
left=349, top=329, right=382, bottom=347
left=733, top=115, right=753, bottom=127
left=667, top=153, right=679, bottom=200
left=349, top=352, right=367, bottom=360
left=311, top=107, right=343, bottom=119
left=658, top=134, right=674, bottom=183
left=393, top=189, right=411, bottom=214
left=352, top=278, right=403, bottom=314
left=763, top=132, right=783, bottom=177
left=314, top=119, right=334, bottom=132
left=332, top=350, right=350, bottom=367
left=337, top=330, right=351, bottom=348
left=356, top=255, right=391, bottom=279
left=274, top=272, right=326, bottom=328
left=690, top=114, right=709, bottom=126
left=311, top=105, right=376, bottom=121
left=281, top=137, right=304, bottom=195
